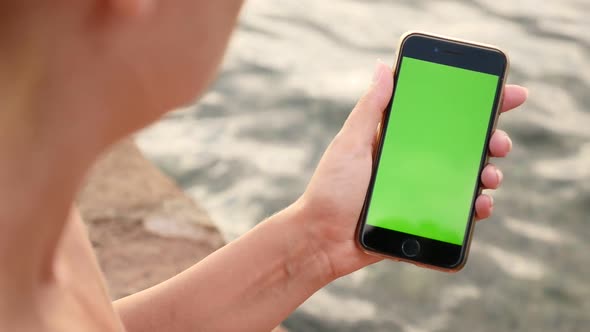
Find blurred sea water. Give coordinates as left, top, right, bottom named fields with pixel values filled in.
left=137, top=0, right=590, bottom=331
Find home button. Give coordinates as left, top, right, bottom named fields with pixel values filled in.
left=401, top=239, right=420, bottom=257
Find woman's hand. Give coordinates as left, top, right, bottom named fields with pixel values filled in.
left=114, top=61, right=526, bottom=332
left=297, top=61, right=528, bottom=279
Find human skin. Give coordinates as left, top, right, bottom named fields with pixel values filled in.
left=0, top=1, right=528, bottom=331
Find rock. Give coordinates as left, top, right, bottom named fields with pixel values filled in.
left=77, top=139, right=288, bottom=332
left=78, top=138, right=225, bottom=299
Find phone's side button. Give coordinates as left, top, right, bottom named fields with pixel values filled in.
left=401, top=239, right=421, bottom=258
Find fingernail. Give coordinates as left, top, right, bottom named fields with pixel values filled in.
left=496, top=168, right=503, bottom=184
left=505, top=134, right=513, bottom=152
left=522, top=87, right=529, bottom=98
left=489, top=195, right=494, bottom=207
left=372, top=59, right=384, bottom=83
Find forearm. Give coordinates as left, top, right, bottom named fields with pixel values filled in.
left=114, top=202, right=334, bottom=332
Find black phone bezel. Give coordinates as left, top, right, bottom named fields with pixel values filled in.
left=357, top=32, right=508, bottom=271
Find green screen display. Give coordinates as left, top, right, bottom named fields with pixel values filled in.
left=366, top=56, right=499, bottom=245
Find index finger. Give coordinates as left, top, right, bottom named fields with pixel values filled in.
left=500, top=85, right=528, bottom=113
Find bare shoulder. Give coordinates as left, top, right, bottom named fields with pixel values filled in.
left=1, top=210, right=124, bottom=332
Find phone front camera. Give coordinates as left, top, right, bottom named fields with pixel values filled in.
left=434, top=47, right=439, bottom=53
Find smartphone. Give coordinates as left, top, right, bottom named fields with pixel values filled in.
left=356, top=32, right=509, bottom=272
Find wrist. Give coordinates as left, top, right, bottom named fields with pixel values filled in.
left=283, top=199, right=381, bottom=282
left=270, top=201, right=339, bottom=287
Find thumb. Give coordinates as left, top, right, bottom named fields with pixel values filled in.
left=340, top=60, right=394, bottom=148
